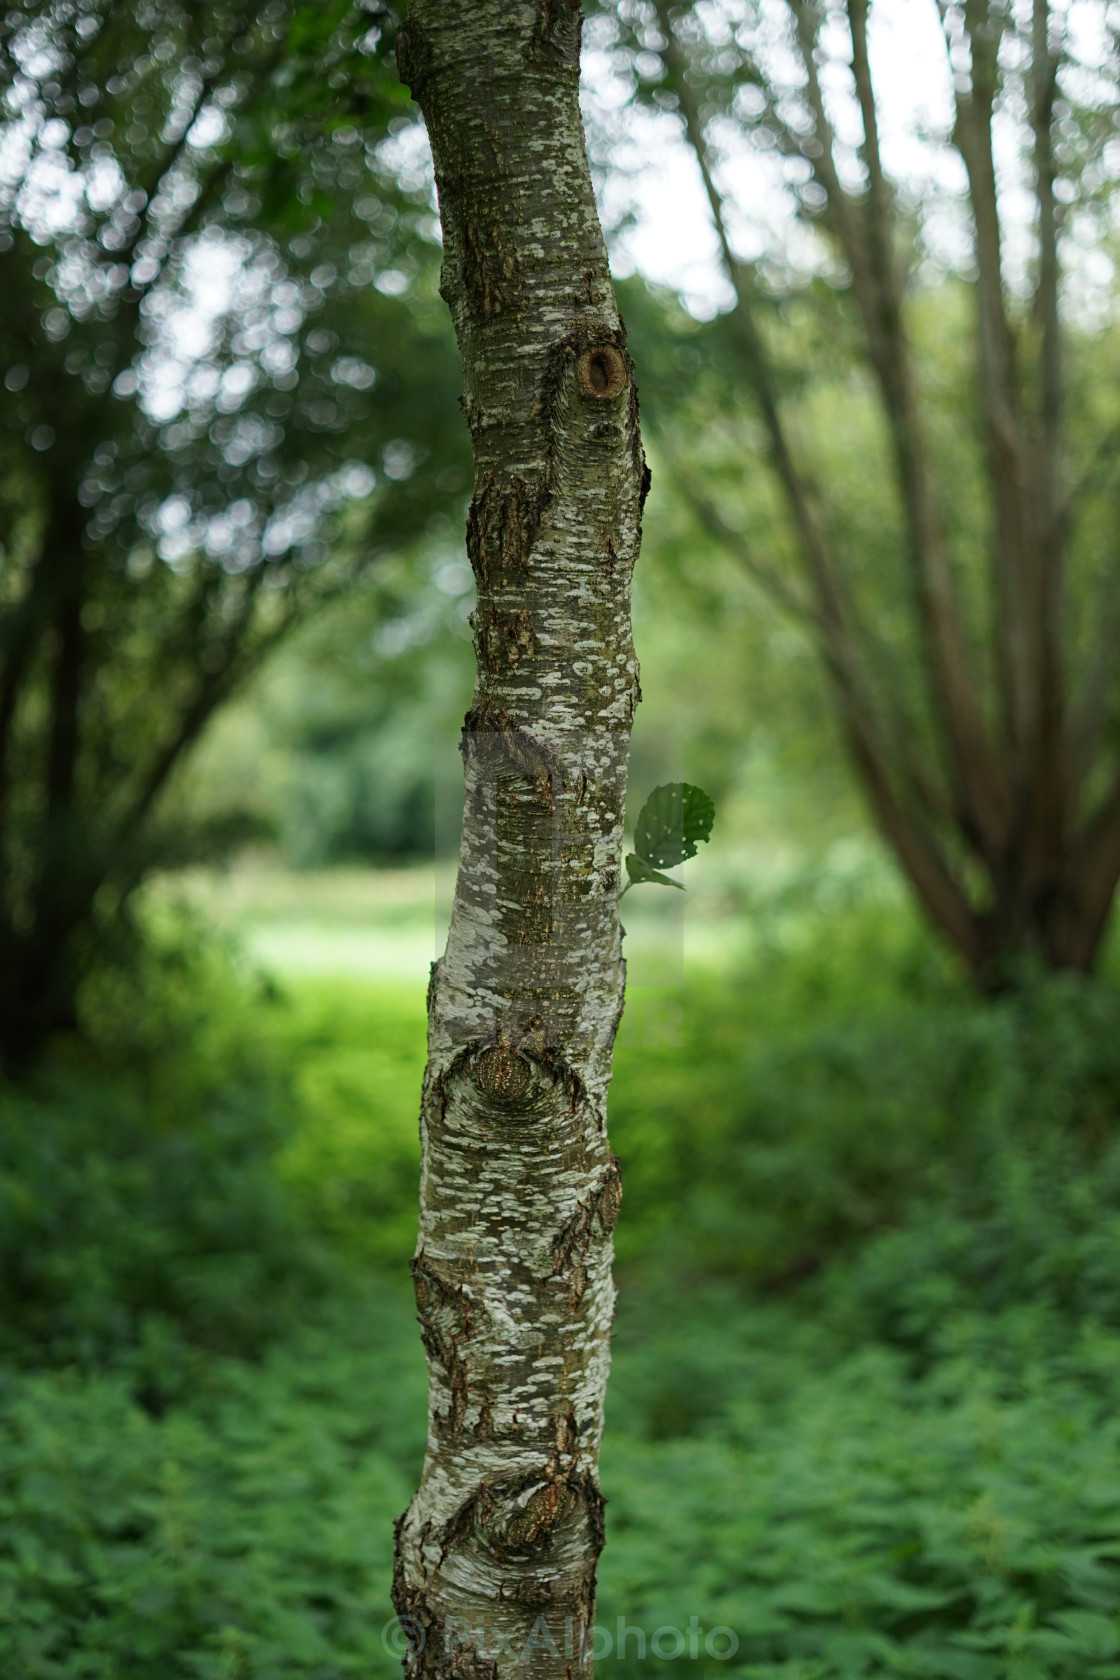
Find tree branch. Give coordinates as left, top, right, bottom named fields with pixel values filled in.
left=844, top=714, right=983, bottom=969
left=117, top=563, right=270, bottom=841
left=1070, top=559, right=1120, bottom=798
left=785, top=0, right=1011, bottom=855
left=1031, top=0, right=1062, bottom=531
left=941, top=0, right=1034, bottom=761
left=1022, top=0, right=1067, bottom=883
left=656, top=0, right=1009, bottom=862
left=648, top=422, right=967, bottom=912
left=116, top=552, right=372, bottom=850
left=0, top=555, right=50, bottom=833
left=654, top=443, right=814, bottom=622
left=1066, top=766, right=1120, bottom=968
left=652, top=3, right=854, bottom=653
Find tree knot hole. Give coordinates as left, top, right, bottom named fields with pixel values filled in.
left=577, top=345, right=626, bottom=400
left=476, top=1043, right=532, bottom=1103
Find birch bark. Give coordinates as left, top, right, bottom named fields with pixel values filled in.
left=392, top=5, right=646, bottom=1677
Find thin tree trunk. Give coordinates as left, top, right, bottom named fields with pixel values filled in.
left=393, top=5, right=645, bottom=1678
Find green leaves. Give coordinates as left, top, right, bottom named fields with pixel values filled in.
left=623, top=782, right=716, bottom=895
left=625, top=853, right=684, bottom=890
left=635, top=782, right=716, bottom=867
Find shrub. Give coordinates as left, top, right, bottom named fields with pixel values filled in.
left=610, top=916, right=1120, bottom=1343
left=0, top=923, right=328, bottom=1406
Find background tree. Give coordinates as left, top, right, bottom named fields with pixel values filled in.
left=0, top=0, right=466, bottom=1073
left=601, top=0, right=1120, bottom=985
left=391, top=2, right=646, bottom=1673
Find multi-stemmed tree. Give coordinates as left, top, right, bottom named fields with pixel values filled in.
left=607, top=0, right=1120, bottom=984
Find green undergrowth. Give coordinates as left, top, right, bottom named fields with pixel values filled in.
left=603, top=1296, right=1120, bottom=1680
left=2, top=898, right=1120, bottom=1675
left=0, top=931, right=332, bottom=1411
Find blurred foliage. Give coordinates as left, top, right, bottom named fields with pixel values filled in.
left=266, top=978, right=425, bottom=1261
left=3, top=897, right=1120, bottom=1673
left=0, top=0, right=467, bottom=1066
left=603, top=1314, right=1120, bottom=1680
left=0, top=1291, right=425, bottom=1678
left=176, top=538, right=475, bottom=864
left=0, top=919, right=329, bottom=1411
left=611, top=916, right=1120, bottom=1324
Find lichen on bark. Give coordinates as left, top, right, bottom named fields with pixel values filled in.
left=392, top=4, right=647, bottom=1676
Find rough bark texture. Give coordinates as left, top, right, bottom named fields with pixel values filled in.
left=393, top=5, right=646, bottom=1677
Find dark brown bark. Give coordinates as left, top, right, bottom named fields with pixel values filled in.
left=0, top=502, right=93, bottom=1070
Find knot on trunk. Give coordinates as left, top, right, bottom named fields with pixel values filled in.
left=476, top=1043, right=532, bottom=1102
left=576, top=344, right=627, bottom=400
left=446, top=1466, right=605, bottom=1578
left=451, top=1036, right=582, bottom=1128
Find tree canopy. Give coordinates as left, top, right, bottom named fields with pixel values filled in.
left=0, top=0, right=466, bottom=1068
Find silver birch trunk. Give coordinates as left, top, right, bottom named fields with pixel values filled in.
left=391, top=5, right=647, bottom=1678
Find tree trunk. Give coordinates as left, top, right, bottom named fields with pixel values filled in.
left=392, top=5, right=646, bottom=1679
left=0, top=504, right=93, bottom=1078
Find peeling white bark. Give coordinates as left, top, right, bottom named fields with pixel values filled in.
left=391, top=5, right=647, bottom=1679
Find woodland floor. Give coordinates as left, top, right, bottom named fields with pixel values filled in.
left=2, top=866, right=1120, bottom=1678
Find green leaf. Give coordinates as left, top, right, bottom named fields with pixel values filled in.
left=633, top=782, right=715, bottom=869
left=625, top=853, right=685, bottom=890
